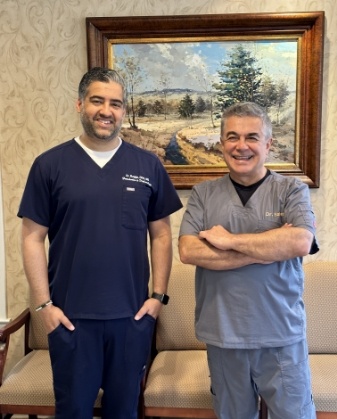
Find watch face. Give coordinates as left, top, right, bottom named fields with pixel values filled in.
left=161, top=294, right=169, bottom=304
left=152, top=292, right=169, bottom=305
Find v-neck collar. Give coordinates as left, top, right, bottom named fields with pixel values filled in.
left=71, top=138, right=125, bottom=177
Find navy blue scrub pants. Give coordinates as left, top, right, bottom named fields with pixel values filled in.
left=48, top=316, right=156, bottom=419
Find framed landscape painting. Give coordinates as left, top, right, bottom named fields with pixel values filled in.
left=86, top=12, right=324, bottom=188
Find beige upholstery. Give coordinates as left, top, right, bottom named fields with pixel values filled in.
left=303, top=261, right=337, bottom=417
left=156, top=263, right=205, bottom=352
left=144, top=351, right=213, bottom=409
left=28, top=298, right=49, bottom=350
left=0, top=351, right=55, bottom=406
left=0, top=349, right=103, bottom=407
left=0, top=298, right=102, bottom=418
left=143, top=263, right=214, bottom=417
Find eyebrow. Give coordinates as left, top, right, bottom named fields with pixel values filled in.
left=89, top=95, right=124, bottom=105
left=225, top=131, right=260, bottom=137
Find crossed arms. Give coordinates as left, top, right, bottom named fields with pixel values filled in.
left=179, top=224, right=314, bottom=271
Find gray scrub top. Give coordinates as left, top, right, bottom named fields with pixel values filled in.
left=179, top=171, right=317, bottom=349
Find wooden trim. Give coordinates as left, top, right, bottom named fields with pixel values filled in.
left=317, top=413, right=337, bottom=419
left=0, top=405, right=55, bottom=415
left=144, top=406, right=217, bottom=418
left=0, top=404, right=102, bottom=416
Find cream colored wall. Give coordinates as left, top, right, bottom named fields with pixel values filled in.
left=0, top=0, right=336, bottom=372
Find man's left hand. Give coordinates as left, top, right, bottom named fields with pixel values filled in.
left=134, top=298, right=163, bottom=320
left=199, top=225, right=233, bottom=250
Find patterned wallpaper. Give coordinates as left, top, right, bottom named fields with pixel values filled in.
left=0, top=0, right=336, bottom=372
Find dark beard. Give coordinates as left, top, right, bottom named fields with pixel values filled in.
left=80, top=112, right=122, bottom=142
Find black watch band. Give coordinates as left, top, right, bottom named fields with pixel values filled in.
left=151, top=292, right=169, bottom=305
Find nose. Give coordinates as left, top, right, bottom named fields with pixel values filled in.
left=236, top=137, right=249, bottom=149
left=100, top=101, right=112, bottom=116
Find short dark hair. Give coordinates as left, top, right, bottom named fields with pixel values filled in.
left=220, top=102, right=272, bottom=140
left=78, top=67, right=127, bottom=104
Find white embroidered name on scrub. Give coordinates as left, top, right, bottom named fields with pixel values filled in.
left=265, top=211, right=285, bottom=217
left=122, top=174, right=152, bottom=187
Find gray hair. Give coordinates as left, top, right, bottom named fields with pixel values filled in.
left=78, top=67, right=128, bottom=105
left=220, top=102, right=272, bottom=140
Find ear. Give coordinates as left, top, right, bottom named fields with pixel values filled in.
left=75, top=99, right=82, bottom=113
left=266, top=137, right=273, bottom=151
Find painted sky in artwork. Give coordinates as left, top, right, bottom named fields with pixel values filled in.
left=111, top=40, right=298, bottom=93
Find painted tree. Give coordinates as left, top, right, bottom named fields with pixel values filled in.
left=259, top=75, right=278, bottom=110
left=115, top=52, right=143, bottom=129
left=178, top=94, right=195, bottom=118
left=153, top=100, right=164, bottom=115
left=194, top=63, right=216, bottom=127
left=137, top=100, right=147, bottom=117
left=275, top=80, right=290, bottom=124
left=213, top=44, right=263, bottom=110
left=259, top=76, right=290, bottom=122
left=195, top=96, right=207, bottom=113
left=158, top=72, right=171, bottom=120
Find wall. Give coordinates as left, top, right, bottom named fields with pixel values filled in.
left=0, top=170, right=7, bottom=323
left=0, top=0, right=336, bottom=372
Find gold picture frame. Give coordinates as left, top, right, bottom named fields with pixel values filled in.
left=86, top=12, right=324, bottom=188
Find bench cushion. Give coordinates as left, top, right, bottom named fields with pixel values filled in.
left=310, top=354, right=337, bottom=412
left=144, top=350, right=213, bottom=409
left=0, top=349, right=102, bottom=407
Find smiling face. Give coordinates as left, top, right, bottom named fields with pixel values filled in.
left=221, top=115, right=272, bottom=186
left=76, top=80, right=126, bottom=151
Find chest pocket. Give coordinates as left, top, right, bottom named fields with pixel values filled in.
left=122, top=185, right=151, bottom=230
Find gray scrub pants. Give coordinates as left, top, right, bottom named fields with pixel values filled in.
left=207, top=339, right=316, bottom=419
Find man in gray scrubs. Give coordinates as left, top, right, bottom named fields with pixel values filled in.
left=179, top=102, right=318, bottom=419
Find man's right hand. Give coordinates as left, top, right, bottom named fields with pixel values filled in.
left=38, top=304, right=75, bottom=334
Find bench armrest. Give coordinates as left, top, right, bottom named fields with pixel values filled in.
left=0, top=308, right=30, bottom=385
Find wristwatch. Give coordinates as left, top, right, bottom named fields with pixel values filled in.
left=151, top=292, right=170, bottom=305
